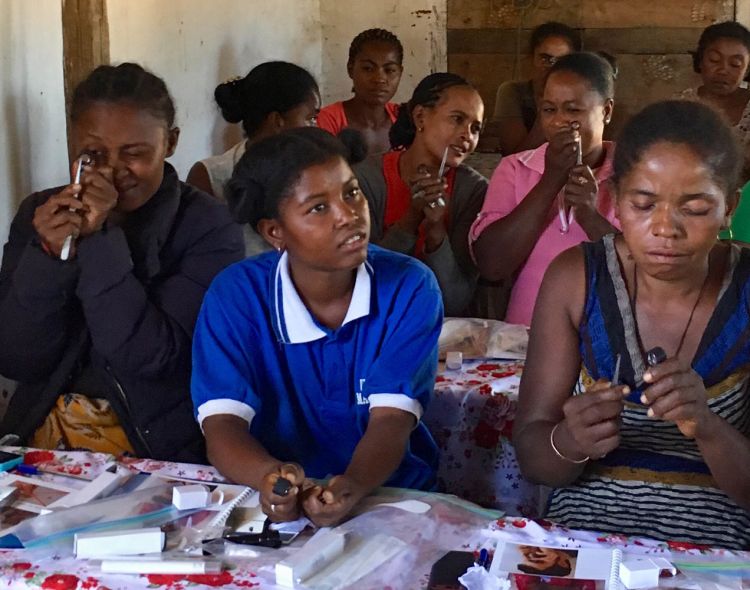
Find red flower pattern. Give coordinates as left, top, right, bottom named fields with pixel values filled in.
left=23, top=450, right=55, bottom=465
left=41, top=574, right=79, bottom=590
left=186, top=572, right=234, bottom=586
left=667, top=540, right=711, bottom=552
left=473, top=420, right=501, bottom=449
left=145, top=571, right=236, bottom=587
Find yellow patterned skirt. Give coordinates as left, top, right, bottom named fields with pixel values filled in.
left=29, top=393, right=134, bottom=456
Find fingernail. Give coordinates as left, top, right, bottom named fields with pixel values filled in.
left=643, top=371, right=652, bottom=382
left=640, top=394, right=648, bottom=404
left=647, top=408, right=655, bottom=418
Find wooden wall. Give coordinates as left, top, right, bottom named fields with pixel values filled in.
left=448, top=0, right=744, bottom=149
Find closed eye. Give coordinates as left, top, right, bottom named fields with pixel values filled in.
left=683, top=206, right=711, bottom=216
left=630, top=201, right=655, bottom=211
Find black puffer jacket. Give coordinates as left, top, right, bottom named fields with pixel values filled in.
left=0, top=164, right=244, bottom=462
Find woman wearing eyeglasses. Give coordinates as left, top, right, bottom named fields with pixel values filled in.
left=492, top=22, right=581, bottom=156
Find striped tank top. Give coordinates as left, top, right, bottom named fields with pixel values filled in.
left=546, top=234, right=750, bottom=549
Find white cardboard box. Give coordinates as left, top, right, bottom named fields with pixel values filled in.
left=172, top=484, right=210, bottom=510
left=620, top=557, right=676, bottom=589
left=74, top=528, right=165, bottom=559
left=48, top=468, right=127, bottom=509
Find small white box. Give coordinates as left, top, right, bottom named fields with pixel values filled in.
left=172, top=484, right=210, bottom=510
left=445, top=351, right=463, bottom=370
left=74, top=528, right=165, bottom=559
left=276, top=529, right=347, bottom=587
left=619, top=557, right=675, bottom=589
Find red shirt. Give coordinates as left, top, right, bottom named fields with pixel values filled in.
left=381, top=151, right=456, bottom=258
left=317, top=101, right=400, bottom=135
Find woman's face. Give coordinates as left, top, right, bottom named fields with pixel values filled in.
left=72, top=101, right=177, bottom=212
left=414, top=85, right=484, bottom=168
left=281, top=92, right=321, bottom=129
left=532, top=35, right=575, bottom=85
left=699, top=37, right=750, bottom=96
left=519, top=546, right=570, bottom=571
left=615, top=141, right=729, bottom=280
left=264, top=156, right=370, bottom=273
left=540, top=70, right=611, bottom=156
left=348, top=40, right=403, bottom=106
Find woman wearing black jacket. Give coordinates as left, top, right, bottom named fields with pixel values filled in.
left=0, top=63, right=244, bottom=462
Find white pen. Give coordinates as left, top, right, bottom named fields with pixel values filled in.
left=438, top=145, right=449, bottom=178
left=433, top=146, right=449, bottom=209
left=558, top=194, right=572, bottom=234
left=560, top=125, right=582, bottom=233
left=60, top=154, right=92, bottom=261
left=100, top=557, right=222, bottom=575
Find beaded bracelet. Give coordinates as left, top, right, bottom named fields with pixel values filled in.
left=550, top=422, right=589, bottom=464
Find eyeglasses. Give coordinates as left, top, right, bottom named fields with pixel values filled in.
left=536, top=53, right=559, bottom=67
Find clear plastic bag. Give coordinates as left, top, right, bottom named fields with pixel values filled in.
left=0, top=482, right=197, bottom=551
left=439, top=318, right=528, bottom=360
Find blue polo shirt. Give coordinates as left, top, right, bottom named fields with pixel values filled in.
left=191, top=245, right=442, bottom=489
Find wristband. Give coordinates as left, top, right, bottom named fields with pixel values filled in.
left=550, top=422, right=589, bottom=464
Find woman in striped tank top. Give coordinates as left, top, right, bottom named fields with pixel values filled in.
left=514, top=100, right=750, bottom=549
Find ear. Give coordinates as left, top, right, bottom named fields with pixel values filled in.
left=603, top=99, right=614, bottom=125
left=726, top=188, right=741, bottom=220
left=412, top=104, right=427, bottom=132
left=257, top=218, right=284, bottom=251
left=166, top=127, right=180, bottom=158
left=270, top=111, right=285, bottom=131
left=347, top=61, right=354, bottom=79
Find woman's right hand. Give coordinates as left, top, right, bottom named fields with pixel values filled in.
left=558, top=380, right=630, bottom=460
left=258, top=462, right=305, bottom=523
left=32, top=186, right=86, bottom=258
left=542, top=126, right=579, bottom=187
left=395, top=167, right=448, bottom=235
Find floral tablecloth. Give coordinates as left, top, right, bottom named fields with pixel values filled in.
left=0, top=447, right=498, bottom=590
left=0, top=449, right=747, bottom=589
left=425, top=359, right=547, bottom=517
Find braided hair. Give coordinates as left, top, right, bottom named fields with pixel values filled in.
left=71, top=62, right=175, bottom=127
left=348, top=28, right=404, bottom=66
left=389, top=72, right=473, bottom=149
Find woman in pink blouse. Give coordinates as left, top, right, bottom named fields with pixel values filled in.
left=470, top=52, right=618, bottom=326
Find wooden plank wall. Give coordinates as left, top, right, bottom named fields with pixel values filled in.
left=61, top=0, right=109, bottom=161
left=448, top=0, right=742, bottom=150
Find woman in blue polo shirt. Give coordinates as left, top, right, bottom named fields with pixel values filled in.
left=191, top=127, right=442, bottom=526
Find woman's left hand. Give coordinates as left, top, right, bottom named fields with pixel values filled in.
left=563, top=164, right=598, bottom=214
left=300, top=474, right=367, bottom=527
left=641, top=358, right=711, bottom=438
left=78, top=165, right=118, bottom=237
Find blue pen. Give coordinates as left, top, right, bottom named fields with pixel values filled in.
left=477, top=548, right=489, bottom=569
left=15, top=464, right=88, bottom=480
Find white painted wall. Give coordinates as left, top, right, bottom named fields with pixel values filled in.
left=0, top=0, right=449, bottom=248
left=0, top=1, right=68, bottom=251
left=107, top=0, right=323, bottom=178
left=319, top=1, right=448, bottom=105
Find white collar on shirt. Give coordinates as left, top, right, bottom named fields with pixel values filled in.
left=274, top=250, right=372, bottom=344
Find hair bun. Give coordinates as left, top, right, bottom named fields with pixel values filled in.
left=214, top=78, right=245, bottom=124
left=226, top=167, right=266, bottom=228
